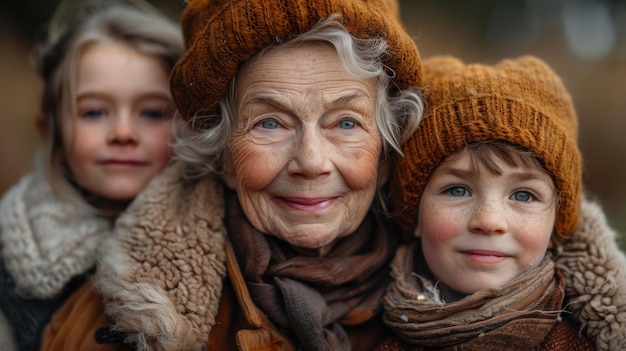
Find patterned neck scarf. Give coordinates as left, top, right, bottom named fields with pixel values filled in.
left=226, top=193, right=395, bottom=351
left=383, top=243, right=565, bottom=351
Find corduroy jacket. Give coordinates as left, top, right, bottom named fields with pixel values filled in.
left=39, top=163, right=626, bottom=351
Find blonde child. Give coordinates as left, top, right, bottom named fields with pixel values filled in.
left=380, top=56, right=626, bottom=350
left=0, top=1, right=183, bottom=349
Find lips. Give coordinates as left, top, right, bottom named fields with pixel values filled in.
left=461, top=250, right=509, bottom=264
left=278, top=197, right=336, bottom=211
left=100, top=159, right=147, bottom=167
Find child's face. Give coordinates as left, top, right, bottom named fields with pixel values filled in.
left=417, top=151, right=556, bottom=301
left=60, top=42, right=174, bottom=201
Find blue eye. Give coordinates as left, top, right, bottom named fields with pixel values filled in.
left=258, top=119, right=280, bottom=129
left=338, top=119, right=356, bottom=129
left=446, top=186, right=469, bottom=197
left=84, top=109, right=104, bottom=119
left=511, top=191, right=533, bottom=202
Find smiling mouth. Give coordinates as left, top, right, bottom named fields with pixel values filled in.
left=101, top=160, right=146, bottom=167
left=461, top=250, right=508, bottom=264
left=278, top=197, right=335, bottom=211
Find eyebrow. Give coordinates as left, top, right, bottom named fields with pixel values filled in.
left=76, top=92, right=173, bottom=102
left=438, top=166, right=549, bottom=182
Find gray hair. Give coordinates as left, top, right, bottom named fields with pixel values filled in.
left=173, top=15, right=424, bottom=179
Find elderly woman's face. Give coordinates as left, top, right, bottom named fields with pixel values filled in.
left=222, top=43, right=384, bottom=253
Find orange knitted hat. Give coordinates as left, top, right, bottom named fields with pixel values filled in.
left=170, top=0, right=421, bottom=125
left=389, top=55, right=581, bottom=244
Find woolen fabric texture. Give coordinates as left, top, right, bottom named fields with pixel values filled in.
left=389, top=55, right=581, bottom=244
left=92, top=162, right=227, bottom=351
left=0, top=158, right=110, bottom=351
left=170, top=0, right=422, bottom=126
left=375, top=318, right=595, bottom=351
left=556, top=198, right=626, bottom=350
left=382, top=246, right=590, bottom=350
left=226, top=191, right=394, bottom=351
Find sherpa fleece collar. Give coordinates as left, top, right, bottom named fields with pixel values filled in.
left=555, top=199, right=626, bottom=351
left=94, top=162, right=228, bottom=351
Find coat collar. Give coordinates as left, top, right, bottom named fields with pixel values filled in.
left=94, top=162, right=228, bottom=351
left=555, top=198, right=626, bottom=351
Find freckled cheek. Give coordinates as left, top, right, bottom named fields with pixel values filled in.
left=520, top=221, right=554, bottom=264
left=418, top=204, right=461, bottom=244
left=421, top=218, right=459, bottom=244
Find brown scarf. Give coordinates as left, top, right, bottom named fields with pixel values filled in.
left=225, top=193, right=394, bottom=351
left=384, top=243, right=565, bottom=351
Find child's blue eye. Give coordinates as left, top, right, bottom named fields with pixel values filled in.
left=446, top=186, right=469, bottom=197
left=338, top=119, right=356, bottom=129
left=84, top=110, right=104, bottom=119
left=511, top=191, right=533, bottom=202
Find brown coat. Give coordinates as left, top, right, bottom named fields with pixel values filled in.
left=39, top=164, right=626, bottom=351
left=40, top=231, right=389, bottom=351
left=375, top=317, right=594, bottom=351
left=39, top=163, right=390, bottom=351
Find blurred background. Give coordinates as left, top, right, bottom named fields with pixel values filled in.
left=0, top=0, right=624, bottom=246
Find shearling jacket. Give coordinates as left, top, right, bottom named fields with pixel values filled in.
left=0, top=163, right=111, bottom=351
left=39, top=163, right=626, bottom=351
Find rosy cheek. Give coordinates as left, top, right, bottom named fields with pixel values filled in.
left=345, top=166, right=378, bottom=191
left=342, top=148, right=381, bottom=189
left=419, top=206, right=458, bottom=241
left=421, top=221, right=450, bottom=243
left=232, top=147, right=277, bottom=191
left=238, top=165, right=276, bottom=191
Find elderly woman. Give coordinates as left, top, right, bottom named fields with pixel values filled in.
left=40, top=0, right=424, bottom=350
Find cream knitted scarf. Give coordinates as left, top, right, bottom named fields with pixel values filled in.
left=0, top=168, right=110, bottom=298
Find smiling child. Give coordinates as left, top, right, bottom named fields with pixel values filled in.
left=380, top=55, right=603, bottom=350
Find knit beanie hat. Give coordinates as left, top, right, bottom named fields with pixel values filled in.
left=170, top=0, right=421, bottom=126
left=389, top=55, right=581, bottom=245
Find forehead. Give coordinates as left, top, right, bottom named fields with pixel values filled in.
left=436, top=148, right=554, bottom=185
left=235, top=43, right=376, bottom=109
left=75, top=42, right=169, bottom=92
left=239, top=42, right=339, bottom=75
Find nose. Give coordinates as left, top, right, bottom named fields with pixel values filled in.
left=468, top=198, right=507, bottom=235
left=287, top=125, right=332, bottom=179
left=108, top=111, right=138, bottom=145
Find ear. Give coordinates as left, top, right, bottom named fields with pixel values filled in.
left=220, top=152, right=238, bottom=190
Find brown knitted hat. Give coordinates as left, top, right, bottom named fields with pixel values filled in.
left=389, top=55, right=581, bottom=245
left=170, top=0, right=421, bottom=124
